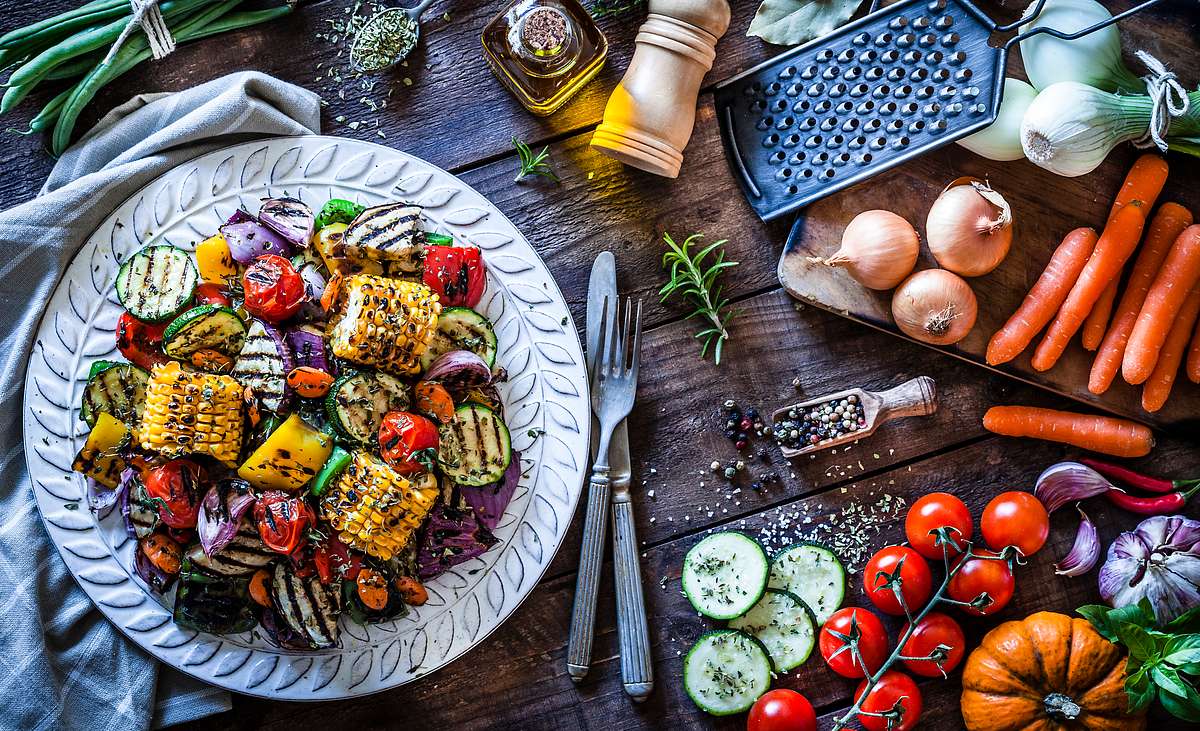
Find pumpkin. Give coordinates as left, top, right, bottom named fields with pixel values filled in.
left=960, top=611, right=1145, bottom=731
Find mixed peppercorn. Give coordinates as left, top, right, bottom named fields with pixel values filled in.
left=714, top=400, right=780, bottom=490
left=773, top=395, right=866, bottom=451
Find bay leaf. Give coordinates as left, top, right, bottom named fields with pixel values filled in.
left=747, top=0, right=865, bottom=46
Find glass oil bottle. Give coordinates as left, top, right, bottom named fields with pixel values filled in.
left=481, top=0, right=608, bottom=116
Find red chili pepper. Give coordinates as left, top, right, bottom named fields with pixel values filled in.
left=1105, top=483, right=1200, bottom=515
left=1081, top=457, right=1199, bottom=494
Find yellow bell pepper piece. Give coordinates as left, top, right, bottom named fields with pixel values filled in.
left=72, top=412, right=130, bottom=488
left=238, top=413, right=334, bottom=492
left=313, top=223, right=348, bottom=274
left=195, top=234, right=237, bottom=284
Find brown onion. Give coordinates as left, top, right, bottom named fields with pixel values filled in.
left=926, top=177, right=1013, bottom=277
left=816, top=210, right=919, bottom=290
left=891, top=269, right=978, bottom=345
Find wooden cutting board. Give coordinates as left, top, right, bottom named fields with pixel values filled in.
left=777, top=142, right=1200, bottom=436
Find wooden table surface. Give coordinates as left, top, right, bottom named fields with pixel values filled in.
left=4, top=0, right=1200, bottom=728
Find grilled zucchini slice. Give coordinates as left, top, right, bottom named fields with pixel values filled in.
left=115, top=244, right=197, bottom=323
left=437, top=404, right=512, bottom=486
left=80, top=360, right=148, bottom=427
left=324, top=371, right=410, bottom=444
left=419, top=307, right=498, bottom=370
left=162, top=305, right=247, bottom=360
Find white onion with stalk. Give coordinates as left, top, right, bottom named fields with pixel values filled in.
left=1019, top=0, right=1143, bottom=93
left=957, top=78, right=1037, bottom=162
left=925, top=177, right=1014, bottom=277
left=813, top=210, right=920, bottom=290
left=891, top=269, right=978, bottom=345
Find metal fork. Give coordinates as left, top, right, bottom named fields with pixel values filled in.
left=566, top=297, right=643, bottom=684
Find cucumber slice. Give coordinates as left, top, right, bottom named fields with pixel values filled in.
left=324, top=371, right=410, bottom=444
left=420, top=307, right=498, bottom=369
left=683, top=630, right=773, bottom=716
left=728, top=589, right=816, bottom=672
left=80, top=361, right=148, bottom=427
left=115, top=244, right=198, bottom=323
left=437, top=404, right=512, bottom=486
left=162, top=305, right=247, bottom=359
left=768, top=542, right=847, bottom=625
left=681, top=532, right=769, bottom=620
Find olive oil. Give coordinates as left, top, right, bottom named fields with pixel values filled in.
left=482, top=0, right=608, bottom=116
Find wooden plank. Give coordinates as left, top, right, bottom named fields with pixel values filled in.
left=177, top=434, right=1200, bottom=731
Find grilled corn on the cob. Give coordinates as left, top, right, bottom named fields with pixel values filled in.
left=321, top=451, right=439, bottom=560
left=328, top=274, right=441, bottom=375
left=137, top=361, right=244, bottom=466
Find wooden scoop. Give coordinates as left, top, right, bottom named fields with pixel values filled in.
left=772, top=376, right=938, bottom=458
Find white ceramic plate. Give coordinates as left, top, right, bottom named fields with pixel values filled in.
left=22, top=136, right=589, bottom=700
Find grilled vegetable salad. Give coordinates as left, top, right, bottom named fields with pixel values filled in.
left=76, top=197, right=518, bottom=647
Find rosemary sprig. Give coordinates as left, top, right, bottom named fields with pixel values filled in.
left=512, top=136, right=559, bottom=183
left=659, top=233, right=738, bottom=365
left=587, top=0, right=646, bottom=18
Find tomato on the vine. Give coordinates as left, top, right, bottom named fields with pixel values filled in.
left=900, top=611, right=966, bottom=677
left=254, top=490, right=315, bottom=554
left=905, top=492, right=973, bottom=559
left=819, top=607, right=889, bottom=679
left=379, top=411, right=439, bottom=474
left=144, top=459, right=206, bottom=529
left=855, top=671, right=923, bottom=731
left=116, top=312, right=168, bottom=371
left=747, top=689, right=816, bottom=731
left=193, top=282, right=231, bottom=307
left=242, top=254, right=305, bottom=322
left=863, top=545, right=932, bottom=616
left=948, top=549, right=1015, bottom=616
left=981, top=491, right=1049, bottom=557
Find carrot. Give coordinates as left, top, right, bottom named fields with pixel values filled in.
left=414, top=381, right=455, bottom=423
left=1088, top=202, right=1194, bottom=394
left=1081, top=279, right=1118, bottom=351
left=1108, top=153, right=1169, bottom=222
left=986, top=227, right=1098, bottom=365
left=248, top=568, right=272, bottom=607
left=1188, top=318, right=1200, bottom=384
left=139, top=533, right=182, bottom=575
left=356, top=569, right=390, bottom=611
left=286, top=366, right=334, bottom=398
left=1141, top=284, right=1200, bottom=412
left=1123, top=224, right=1200, bottom=384
left=982, top=405, right=1154, bottom=457
left=1032, top=204, right=1147, bottom=372
left=394, top=576, right=428, bottom=606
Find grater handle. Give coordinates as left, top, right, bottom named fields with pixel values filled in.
left=1003, top=0, right=1164, bottom=47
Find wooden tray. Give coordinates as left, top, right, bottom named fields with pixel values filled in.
left=777, top=143, right=1200, bottom=436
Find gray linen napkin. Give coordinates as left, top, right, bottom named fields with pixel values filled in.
left=0, top=71, right=321, bottom=731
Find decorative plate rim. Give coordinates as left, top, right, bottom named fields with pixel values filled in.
left=22, top=135, right=589, bottom=700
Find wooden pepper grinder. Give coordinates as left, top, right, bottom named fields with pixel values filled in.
left=590, top=0, right=730, bottom=178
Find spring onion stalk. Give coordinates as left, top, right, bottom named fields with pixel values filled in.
left=1019, top=0, right=1143, bottom=94
left=957, top=78, right=1038, bottom=161
left=1020, top=81, right=1200, bottom=177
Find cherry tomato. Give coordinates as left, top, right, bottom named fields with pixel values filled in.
left=900, top=611, right=966, bottom=677
left=242, top=254, right=305, bottom=322
left=855, top=671, right=923, bottom=731
left=193, top=282, right=231, bottom=307
left=116, top=312, right=168, bottom=371
left=863, top=545, right=932, bottom=616
left=747, top=689, right=817, bottom=731
left=982, top=491, right=1050, bottom=557
left=379, top=411, right=439, bottom=474
left=422, top=245, right=485, bottom=307
left=905, top=492, right=973, bottom=559
left=819, top=607, right=889, bottom=679
left=144, top=459, right=206, bottom=529
left=254, top=490, right=315, bottom=555
left=948, top=549, right=1015, bottom=616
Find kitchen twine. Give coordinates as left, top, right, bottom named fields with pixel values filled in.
left=1133, top=50, right=1189, bottom=153
left=100, top=0, right=176, bottom=66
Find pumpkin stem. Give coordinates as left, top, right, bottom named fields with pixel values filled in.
left=1044, top=693, right=1082, bottom=721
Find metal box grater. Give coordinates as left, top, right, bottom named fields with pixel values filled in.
left=714, top=0, right=1161, bottom=221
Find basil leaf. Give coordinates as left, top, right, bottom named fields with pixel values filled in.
left=1078, top=604, right=1120, bottom=642
left=1118, top=622, right=1164, bottom=662
left=1168, top=605, right=1200, bottom=633
left=1159, top=689, right=1200, bottom=723
left=1126, top=668, right=1156, bottom=714
left=1165, top=635, right=1200, bottom=665
left=1152, top=664, right=1194, bottom=699
left=747, top=0, right=864, bottom=46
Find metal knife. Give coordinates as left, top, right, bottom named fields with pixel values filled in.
left=587, top=252, right=653, bottom=701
